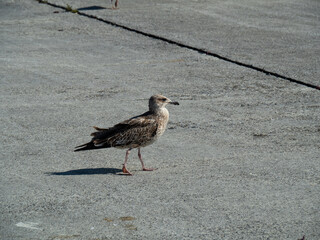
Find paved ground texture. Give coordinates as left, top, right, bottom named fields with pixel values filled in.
left=1, top=0, right=319, bottom=239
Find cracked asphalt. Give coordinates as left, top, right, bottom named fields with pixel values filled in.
left=1, top=0, right=319, bottom=239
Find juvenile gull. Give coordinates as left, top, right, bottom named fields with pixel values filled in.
left=75, top=94, right=179, bottom=175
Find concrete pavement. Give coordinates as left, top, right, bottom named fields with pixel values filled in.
left=1, top=0, right=319, bottom=239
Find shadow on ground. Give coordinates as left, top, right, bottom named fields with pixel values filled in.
left=47, top=168, right=122, bottom=175
left=77, top=6, right=106, bottom=11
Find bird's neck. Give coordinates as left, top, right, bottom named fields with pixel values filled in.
left=153, top=107, right=169, bottom=117
left=155, top=107, right=169, bottom=127
left=154, top=107, right=169, bottom=133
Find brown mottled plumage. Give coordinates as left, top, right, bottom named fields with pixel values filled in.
left=75, top=94, right=179, bottom=175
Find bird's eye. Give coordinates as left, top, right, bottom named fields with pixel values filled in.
left=161, top=98, right=167, bottom=102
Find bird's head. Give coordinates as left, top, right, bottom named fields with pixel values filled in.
left=149, top=94, right=179, bottom=111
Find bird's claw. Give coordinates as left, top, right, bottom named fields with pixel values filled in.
left=142, top=167, right=157, bottom=171
left=122, top=165, right=133, bottom=175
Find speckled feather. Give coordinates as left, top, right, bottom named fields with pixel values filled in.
left=74, top=94, right=176, bottom=152
left=91, top=111, right=160, bottom=149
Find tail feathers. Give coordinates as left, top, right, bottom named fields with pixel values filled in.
left=75, top=126, right=112, bottom=152
left=74, top=140, right=111, bottom=152
left=93, top=126, right=108, bottom=131
left=74, top=141, right=97, bottom=152
left=90, top=126, right=109, bottom=137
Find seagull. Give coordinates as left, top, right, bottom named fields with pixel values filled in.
left=75, top=94, right=179, bottom=175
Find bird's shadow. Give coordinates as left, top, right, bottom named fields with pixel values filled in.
left=47, top=168, right=122, bottom=176
left=77, top=6, right=107, bottom=11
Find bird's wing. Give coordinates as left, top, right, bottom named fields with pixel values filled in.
left=91, top=112, right=158, bottom=147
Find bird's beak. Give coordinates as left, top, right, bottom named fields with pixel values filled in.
left=169, top=100, right=179, bottom=105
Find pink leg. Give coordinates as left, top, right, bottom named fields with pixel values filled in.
left=138, top=148, right=156, bottom=171
left=122, top=149, right=133, bottom=175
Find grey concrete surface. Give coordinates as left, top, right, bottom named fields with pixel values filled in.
left=1, top=0, right=319, bottom=239
left=53, top=0, right=320, bottom=86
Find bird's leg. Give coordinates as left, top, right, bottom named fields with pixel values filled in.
left=122, top=148, right=133, bottom=175
left=138, top=148, right=156, bottom=171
